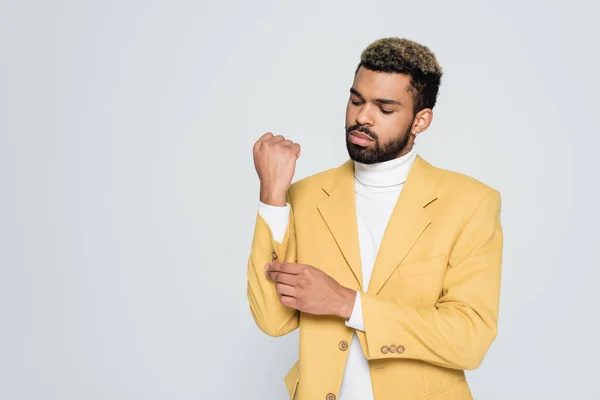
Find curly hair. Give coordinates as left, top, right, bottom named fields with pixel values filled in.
left=355, top=37, right=443, bottom=115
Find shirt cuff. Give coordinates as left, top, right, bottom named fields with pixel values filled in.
left=258, top=201, right=290, bottom=243
left=344, top=291, right=365, bottom=332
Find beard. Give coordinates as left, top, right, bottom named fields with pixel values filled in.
left=345, top=123, right=411, bottom=164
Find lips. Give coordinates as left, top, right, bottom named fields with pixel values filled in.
left=348, top=130, right=374, bottom=147
left=349, top=130, right=373, bottom=141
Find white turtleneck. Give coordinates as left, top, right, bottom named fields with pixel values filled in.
left=258, top=147, right=418, bottom=400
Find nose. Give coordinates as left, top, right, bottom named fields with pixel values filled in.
left=356, top=103, right=374, bottom=127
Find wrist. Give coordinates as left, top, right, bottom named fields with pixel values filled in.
left=260, top=185, right=287, bottom=206
left=338, top=287, right=357, bottom=320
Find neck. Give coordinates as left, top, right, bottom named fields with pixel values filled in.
left=354, top=146, right=417, bottom=187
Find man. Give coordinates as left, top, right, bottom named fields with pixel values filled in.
left=247, top=37, right=503, bottom=400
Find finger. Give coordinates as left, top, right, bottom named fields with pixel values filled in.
left=267, top=135, right=285, bottom=144
left=267, top=271, right=297, bottom=285
left=280, top=295, right=296, bottom=308
left=265, top=261, right=285, bottom=272
left=280, top=262, right=306, bottom=274
left=276, top=282, right=296, bottom=297
left=278, top=139, right=294, bottom=147
left=257, top=132, right=274, bottom=143
left=267, top=262, right=303, bottom=275
left=292, top=143, right=301, bottom=157
left=265, top=270, right=292, bottom=282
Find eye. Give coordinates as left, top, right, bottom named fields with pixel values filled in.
left=380, top=108, right=394, bottom=115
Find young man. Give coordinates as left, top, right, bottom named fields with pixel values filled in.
left=247, top=37, right=503, bottom=400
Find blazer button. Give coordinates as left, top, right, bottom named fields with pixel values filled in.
left=389, top=345, right=397, bottom=353
left=271, top=251, right=278, bottom=261
left=381, top=345, right=389, bottom=354
left=338, top=340, right=348, bottom=351
left=326, top=394, right=336, bottom=400
left=397, top=345, right=405, bottom=354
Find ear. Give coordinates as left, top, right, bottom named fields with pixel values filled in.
left=412, top=108, right=433, bottom=136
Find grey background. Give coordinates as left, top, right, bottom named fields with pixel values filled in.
left=1, top=0, right=598, bottom=399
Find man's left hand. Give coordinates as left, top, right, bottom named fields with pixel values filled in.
left=265, top=262, right=356, bottom=319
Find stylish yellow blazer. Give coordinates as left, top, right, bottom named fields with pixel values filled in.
left=247, top=155, right=503, bottom=400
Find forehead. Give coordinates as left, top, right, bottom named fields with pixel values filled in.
left=352, top=67, right=412, bottom=104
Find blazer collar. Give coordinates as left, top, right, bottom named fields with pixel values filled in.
left=317, top=155, right=437, bottom=294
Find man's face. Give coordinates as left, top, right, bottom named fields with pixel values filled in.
left=345, top=66, right=416, bottom=164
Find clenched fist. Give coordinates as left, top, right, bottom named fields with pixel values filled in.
left=253, top=132, right=301, bottom=206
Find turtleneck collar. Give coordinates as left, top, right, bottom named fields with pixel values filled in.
left=353, top=146, right=417, bottom=187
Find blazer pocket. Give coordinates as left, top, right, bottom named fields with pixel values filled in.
left=396, top=255, right=447, bottom=279
left=421, top=378, right=470, bottom=399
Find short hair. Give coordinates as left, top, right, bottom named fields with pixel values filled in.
left=355, top=37, right=443, bottom=115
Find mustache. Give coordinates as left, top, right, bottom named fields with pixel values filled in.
left=346, top=124, right=378, bottom=141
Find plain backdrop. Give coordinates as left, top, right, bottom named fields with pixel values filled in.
left=1, top=0, right=599, bottom=399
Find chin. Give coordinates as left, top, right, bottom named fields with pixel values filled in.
left=346, top=144, right=377, bottom=164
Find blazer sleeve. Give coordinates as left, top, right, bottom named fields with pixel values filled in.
left=247, top=190, right=299, bottom=337
left=360, top=189, right=503, bottom=370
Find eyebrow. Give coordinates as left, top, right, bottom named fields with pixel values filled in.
left=350, top=87, right=403, bottom=107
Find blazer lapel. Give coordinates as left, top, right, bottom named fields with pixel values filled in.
left=367, top=155, right=438, bottom=295
left=317, top=160, right=363, bottom=291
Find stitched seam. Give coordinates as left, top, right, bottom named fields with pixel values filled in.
left=421, top=378, right=466, bottom=400
left=397, top=255, right=447, bottom=279
left=398, top=266, right=446, bottom=279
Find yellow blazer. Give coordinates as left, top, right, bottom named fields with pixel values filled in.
left=247, top=155, right=503, bottom=400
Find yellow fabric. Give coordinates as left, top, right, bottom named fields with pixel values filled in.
left=247, top=155, right=503, bottom=400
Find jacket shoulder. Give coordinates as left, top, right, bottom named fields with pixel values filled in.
left=287, top=162, right=346, bottom=204
left=426, top=160, right=500, bottom=205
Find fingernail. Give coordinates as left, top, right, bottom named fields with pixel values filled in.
left=264, top=264, right=270, bottom=270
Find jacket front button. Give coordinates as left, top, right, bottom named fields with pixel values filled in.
left=326, top=394, right=336, bottom=400
left=381, top=345, right=389, bottom=354
left=271, top=251, right=278, bottom=261
left=397, top=345, right=405, bottom=354
left=338, top=340, right=348, bottom=351
left=389, top=345, right=397, bottom=353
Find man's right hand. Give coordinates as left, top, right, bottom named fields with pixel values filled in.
left=253, top=132, right=301, bottom=207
